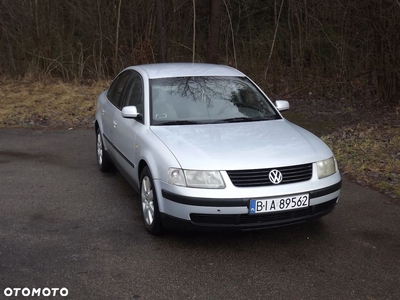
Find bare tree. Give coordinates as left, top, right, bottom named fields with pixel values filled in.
left=0, top=0, right=398, bottom=107
left=115, top=0, right=123, bottom=74
left=192, top=0, right=196, bottom=62
left=207, top=0, right=224, bottom=63
left=368, top=0, right=400, bottom=105
left=156, top=0, right=167, bottom=62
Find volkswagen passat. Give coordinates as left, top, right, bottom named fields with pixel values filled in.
left=95, top=63, right=341, bottom=234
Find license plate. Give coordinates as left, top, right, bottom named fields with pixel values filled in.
left=249, top=194, right=309, bottom=214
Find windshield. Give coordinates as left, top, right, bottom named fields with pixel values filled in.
left=150, top=76, right=280, bottom=125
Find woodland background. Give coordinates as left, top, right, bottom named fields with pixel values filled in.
left=0, top=0, right=399, bottom=105
left=0, top=0, right=399, bottom=197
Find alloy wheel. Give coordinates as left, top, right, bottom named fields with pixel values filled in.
left=97, top=132, right=103, bottom=166
left=141, top=176, right=155, bottom=225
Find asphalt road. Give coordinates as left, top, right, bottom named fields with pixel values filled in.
left=1, top=129, right=399, bottom=300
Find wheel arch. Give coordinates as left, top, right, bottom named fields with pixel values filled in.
left=138, top=159, right=148, bottom=181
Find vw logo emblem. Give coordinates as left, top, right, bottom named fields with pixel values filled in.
left=269, top=169, right=283, bottom=184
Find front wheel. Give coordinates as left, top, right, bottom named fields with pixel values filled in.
left=140, top=167, right=164, bottom=235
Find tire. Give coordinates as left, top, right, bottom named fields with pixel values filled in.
left=140, top=166, right=164, bottom=235
left=96, top=127, right=113, bottom=172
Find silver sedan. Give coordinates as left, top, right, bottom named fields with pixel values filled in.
left=95, top=63, right=341, bottom=234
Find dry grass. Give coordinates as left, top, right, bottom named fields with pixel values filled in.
left=0, top=78, right=109, bottom=128
left=1, top=78, right=399, bottom=199
left=322, top=124, right=400, bottom=198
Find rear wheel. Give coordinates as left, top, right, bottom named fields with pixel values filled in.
left=140, top=167, right=163, bottom=235
left=96, top=127, right=113, bottom=172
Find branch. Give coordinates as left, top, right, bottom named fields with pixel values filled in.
left=223, top=0, right=237, bottom=68
left=264, top=0, right=285, bottom=78
left=192, top=0, right=196, bottom=62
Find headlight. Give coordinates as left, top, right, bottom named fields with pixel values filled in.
left=184, top=170, right=225, bottom=188
left=168, top=168, right=186, bottom=186
left=168, top=168, right=225, bottom=189
left=316, top=157, right=337, bottom=179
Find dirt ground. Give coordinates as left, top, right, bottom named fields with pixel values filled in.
left=285, top=98, right=400, bottom=199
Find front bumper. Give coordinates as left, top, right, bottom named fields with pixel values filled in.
left=158, top=180, right=342, bottom=231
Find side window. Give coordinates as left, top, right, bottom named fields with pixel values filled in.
left=107, top=71, right=131, bottom=107
left=121, top=72, right=144, bottom=116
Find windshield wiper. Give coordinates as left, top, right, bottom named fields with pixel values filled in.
left=155, top=120, right=203, bottom=125
left=156, top=116, right=278, bottom=125
left=217, top=116, right=277, bottom=123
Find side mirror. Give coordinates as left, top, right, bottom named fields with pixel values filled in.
left=121, top=106, right=139, bottom=118
left=275, top=100, right=290, bottom=112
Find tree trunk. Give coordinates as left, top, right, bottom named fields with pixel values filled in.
left=207, top=0, right=224, bottom=64
left=156, top=0, right=167, bottom=63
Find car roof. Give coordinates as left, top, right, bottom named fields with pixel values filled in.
left=125, top=63, right=245, bottom=79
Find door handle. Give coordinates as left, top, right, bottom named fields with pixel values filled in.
left=113, top=120, right=117, bottom=128
left=101, top=109, right=105, bottom=115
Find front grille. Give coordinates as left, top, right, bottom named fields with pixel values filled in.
left=226, top=163, right=312, bottom=187
left=190, top=199, right=336, bottom=227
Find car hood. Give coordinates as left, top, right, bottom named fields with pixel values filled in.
left=150, top=120, right=333, bottom=170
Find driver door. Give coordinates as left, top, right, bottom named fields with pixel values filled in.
left=112, top=71, right=145, bottom=180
